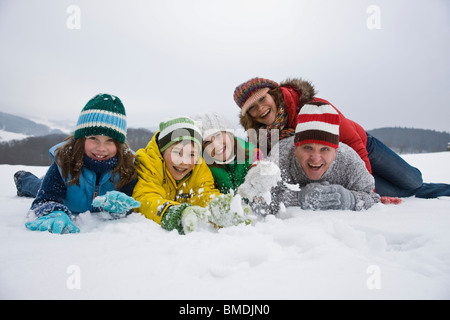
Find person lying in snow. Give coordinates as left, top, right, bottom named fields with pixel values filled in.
left=194, top=112, right=263, bottom=195
left=233, top=77, right=450, bottom=199
left=14, top=94, right=140, bottom=234
left=243, top=104, right=381, bottom=214
left=132, top=116, right=252, bottom=235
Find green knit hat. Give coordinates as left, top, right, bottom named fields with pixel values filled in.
left=158, top=117, right=202, bottom=153
left=74, top=93, right=127, bottom=143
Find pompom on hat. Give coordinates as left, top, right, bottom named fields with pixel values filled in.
left=233, top=77, right=279, bottom=115
left=294, top=104, right=341, bottom=149
left=158, top=116, right=203, bottom=153
left=74, top=93, right=127, bottom=144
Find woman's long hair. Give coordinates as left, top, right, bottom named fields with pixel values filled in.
left=54, top=135, right=137, bottom=190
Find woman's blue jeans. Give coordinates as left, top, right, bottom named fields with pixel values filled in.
left=366, top=133, right=450, bottom=198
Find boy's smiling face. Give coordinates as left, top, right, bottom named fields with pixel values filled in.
left=163, top=141, right=199, bottom=181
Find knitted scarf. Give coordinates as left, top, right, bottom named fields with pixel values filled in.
left=83, top=155, right=118, bottom=174
left=261, top=101, right=295, bottom=153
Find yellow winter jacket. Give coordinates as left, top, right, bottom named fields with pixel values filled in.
left=132, top=132, right=220, bottom=226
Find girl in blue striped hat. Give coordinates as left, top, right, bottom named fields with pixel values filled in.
left=15, top=93, right=140, bottom=234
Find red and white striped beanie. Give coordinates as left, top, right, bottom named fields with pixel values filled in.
left=294, top=104, right=340, bottom=149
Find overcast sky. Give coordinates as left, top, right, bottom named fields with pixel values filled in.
left=0, top=0, right=449, bottom=133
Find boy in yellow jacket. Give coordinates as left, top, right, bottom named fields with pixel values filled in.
left=133, top=117, right=251, bottom=234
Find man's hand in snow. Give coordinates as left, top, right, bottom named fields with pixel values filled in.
left=299, top=182, right=356, bottom=211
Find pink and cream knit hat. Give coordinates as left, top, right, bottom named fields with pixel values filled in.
left=294, top=104, right=341, bottom=149
left=233, top=77, right=279, bottom=115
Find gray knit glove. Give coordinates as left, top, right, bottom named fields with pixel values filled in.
left=298, top=182, right=356, bottom=211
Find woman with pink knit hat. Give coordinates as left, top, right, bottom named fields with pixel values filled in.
left=234, top=77, right=450, bottom=199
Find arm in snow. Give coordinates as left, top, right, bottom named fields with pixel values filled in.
left=348, top=182, right=380, bottom=211
left=188, top=161, right=221, bottom=207
left=338, top=145, right=380, bottom=210
left=132, top=168, right=180, bottom=225
left=30, top=162, right=71, bottom=217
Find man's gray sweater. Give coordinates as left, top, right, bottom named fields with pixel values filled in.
left=268, top=136, right=380, bottom=211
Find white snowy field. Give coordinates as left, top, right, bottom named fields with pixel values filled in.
left=0, top=152, right=449, bottom=300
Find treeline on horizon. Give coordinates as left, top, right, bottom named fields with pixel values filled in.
left=0, top=127, right=449, bottom=166
left=0, top=128, right=155, bottom=166
left=366, top=127, right=450, bottom=154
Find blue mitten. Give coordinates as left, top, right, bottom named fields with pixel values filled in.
left=25, top=211, right=80, bottom=234
left=92, top=191, right=140, bottom=217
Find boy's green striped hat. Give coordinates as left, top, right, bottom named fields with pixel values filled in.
left=158, top=116, right=202, bottom=153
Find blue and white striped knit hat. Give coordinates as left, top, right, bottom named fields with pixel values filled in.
left=74, top=93, right=127, bottom=143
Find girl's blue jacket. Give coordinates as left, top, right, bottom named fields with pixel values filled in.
left=30, top=142, right=137, bottom=217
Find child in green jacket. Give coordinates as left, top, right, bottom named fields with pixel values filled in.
left=194, top=112, right=263, bottom=195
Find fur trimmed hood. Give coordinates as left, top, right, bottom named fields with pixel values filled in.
left=238, top=76, right=372, bottom=174
left=280, top=78, right=316, bottom=105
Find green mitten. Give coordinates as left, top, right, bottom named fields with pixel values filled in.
left=180, top=205, right=211, bottom=234
left=207, top=194, right=252, bottom=228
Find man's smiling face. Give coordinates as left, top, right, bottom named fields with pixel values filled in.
left=294, top=143, right=337, bottom=180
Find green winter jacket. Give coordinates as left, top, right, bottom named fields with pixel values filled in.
left=208, top=137, right=261, bottom=194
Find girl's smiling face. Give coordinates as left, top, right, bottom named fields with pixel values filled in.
left=84, top=135, right=117, bottom=161
left=203, top=132, right=234, bottom=163
left=163, top=141, right=199, bottom=181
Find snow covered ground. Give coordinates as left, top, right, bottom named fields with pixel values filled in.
left=0, top=152, right=449, bottom=300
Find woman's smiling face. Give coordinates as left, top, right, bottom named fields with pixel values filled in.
left=163, top=141, right=199, bottom=181
left=247, top=93, right=277, bottom=125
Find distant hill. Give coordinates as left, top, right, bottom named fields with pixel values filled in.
left=0, top=111, right=156, bottom=165
left=0, top=128, right=155, bottom=166
left=367, top=127, right=450, bottom=154
left=0, top=111, right=65, bottom=137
